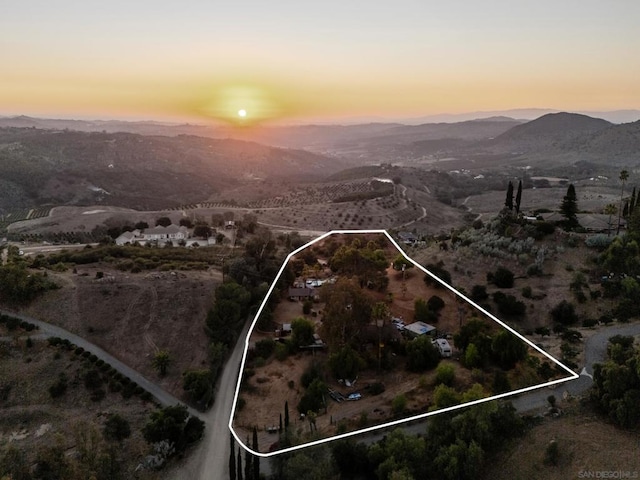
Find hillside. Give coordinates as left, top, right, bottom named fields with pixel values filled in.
left=572, top=120, right=640, bottom=159
left=0, top=128, right=346, bottom=210
left=489, top=112, right=612, bottom=152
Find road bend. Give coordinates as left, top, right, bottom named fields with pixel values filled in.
left=0, top=309, right=196, bottom=416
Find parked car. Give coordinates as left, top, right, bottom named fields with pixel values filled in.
left=347, top=392, right=362, bottom=401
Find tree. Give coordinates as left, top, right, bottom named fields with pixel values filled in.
left=487, top=267, right=514, bottom=288
left=618, top=169, right=629, bottom=234
left=253, top=427, right=260, bottom=480
left=515, top=180, right=523, bottom=215
left=604, top=203, right=617, bottom=236
left=550, top=300, right=578, bottom=325
left=319, top=278, right=372, bottom=348
left=179, top=218, right=194, bottom=228
left=630, top=186, right=637, bottom=215
left=142, top=405, right=202, bottom=453
left=290, top=317, right=315, bottom=348
left=135, top=221, right=149, bottom=229
left=152, top=350, right=171, bottom=376
left=244, top=436, right=252, bottom=480
left=329, top=345, right=365, bottom=379
left=470, top=285, right=489, bottom=302
left=415, top=298, right=437, bottom=323
left=406, top=335, right=440, bottom=372
left=229, top=434, right=236, bottom=480
left=491, top=330, right=528, bottom=369
left=559, top=184, right=579, bottom=229
left=427, top=295, right=445, bottom=312
left=156, top=216, right=172, bottom=227
left=183, top=369, right=214, bottom=408
left=284, top=401, right=290, bottom=430
left=193, top=224, right=212, bottom=238
left=505, top=181, right=514, bottom=211
left=103, top=413, right=131, bottom=443
left=237, top=450, right=243, bottom=480
left=392, top=253, right=414, bottom=271
left=435, top=363, right=455, bottom=386
left=297, top=378, right=327, bottom=414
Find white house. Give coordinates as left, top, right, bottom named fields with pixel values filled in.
left=115, top=225, right=190, bottom=246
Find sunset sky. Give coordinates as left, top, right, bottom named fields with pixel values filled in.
left=2, top=1, right=639, bottom=125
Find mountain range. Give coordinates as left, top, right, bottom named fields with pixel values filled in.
left=1, top=111, right=639, bottom=210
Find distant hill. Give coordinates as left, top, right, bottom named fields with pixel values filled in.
left=399, top=109, right=640, bottom=124
left=493, top=112, right=612, bottom=144
left=0, top=115, right=219, bottom=137
left=0, top=128, right=345, bottom=210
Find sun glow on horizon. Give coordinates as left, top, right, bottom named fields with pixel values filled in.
left=238, top=109, right=247, bottom=118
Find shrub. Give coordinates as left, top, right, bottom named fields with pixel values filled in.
left=550, top=300, right=578, bottom=325
left=391, top=394, right=407, bottom=415
left=274, top=342, right=289, bottom=361
left=470, top=285, right=489, bottom=302
left=521, top=286, right=533, bottom=298
left=427, top=295, right=445, bottom=312
left=434, top=363, right=455, bottom=386
left=48, top=373, right=68, bottom=398
left=254, top=338, right=276, bottom=359
left=491, top=267, right=515, bottom=288
left=103, top=413, right=131, bottom=442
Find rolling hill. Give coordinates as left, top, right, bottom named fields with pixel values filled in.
left=0, top=128, right=348, bottom=210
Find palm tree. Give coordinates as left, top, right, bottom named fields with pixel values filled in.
left=617, top=169, right=629, bottom=234
left=604, top=204, right=617, bottom=236
left=152, top=350, right=171, bottom=376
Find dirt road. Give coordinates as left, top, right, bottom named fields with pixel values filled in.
left=165, top=319, right=251, bottom=480
left=0, top=309, right=196, bottom=415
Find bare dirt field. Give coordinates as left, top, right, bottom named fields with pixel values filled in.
left=0, top=335, right=160, bottom=478
left=482, top=404, right=640, bottom=480
left=8, top=266, right=221, bottom=402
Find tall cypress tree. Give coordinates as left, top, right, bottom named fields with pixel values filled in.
left=253, top=427, right=260, bottom=480
left=229, top=434, right=236, bottom=480
left=244, top=437, right=252, bottom=480
left=505, top=181, right=514, bottom=211
left=237, top=450, right=243, bottom=480
left=284, top=401, right=290, bottom=430
left=515, top=180, right=523, bottom=215
left=560, top=184, right=579, bottom=229
left=629, top=187, right=637, bottom=215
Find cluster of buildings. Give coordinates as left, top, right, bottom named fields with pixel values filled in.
left=114, top=224, right=216, bottom=247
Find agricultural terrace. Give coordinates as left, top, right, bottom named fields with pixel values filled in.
left=232, top=232, right=568, bottom=453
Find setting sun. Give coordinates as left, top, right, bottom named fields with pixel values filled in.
left=238, top=109, right=247, bottom=118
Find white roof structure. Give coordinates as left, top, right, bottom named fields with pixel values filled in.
left=404, top=321, right=436, bottom=337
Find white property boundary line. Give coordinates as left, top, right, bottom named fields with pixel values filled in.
left=228, top=229, right=579, bottom=457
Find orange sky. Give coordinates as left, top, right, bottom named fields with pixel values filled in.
left=2, top=1, right=639, bottom=124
